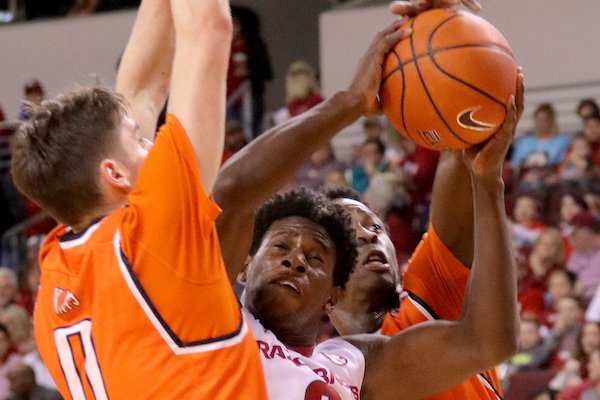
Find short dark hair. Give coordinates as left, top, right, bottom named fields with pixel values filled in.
left=577, top=98, right=600, bottom=117
left=322, top=187, right=363, bottom=203
left=250, top=188, right=357, bottom=289
left=11, top=85, right=128, bottom=226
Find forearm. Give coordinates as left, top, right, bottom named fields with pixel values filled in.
left=116, top=0, right=174, bottom=139
left=216, top=90, right=362, bottom=209
left=465, top=177, right=519, bottom=358
left=169, top=0, right=232, bottom=193
left=430, top=151, right=474, bottom=266
left=464, top=176, right=518, bottom=360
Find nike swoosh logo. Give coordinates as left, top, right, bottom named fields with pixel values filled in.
left=457, top=107, right=498, bottom=132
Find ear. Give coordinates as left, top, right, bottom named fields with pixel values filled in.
left=99, top=159, right=132, bottom=193
left=237, top=255, right=253, bottom=284
left=324, top=287, right=343, bottom=314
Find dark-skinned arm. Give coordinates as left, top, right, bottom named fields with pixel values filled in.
left=215, top=21, right=411, bottom=283
left=348, top=72, right=523, bottom=400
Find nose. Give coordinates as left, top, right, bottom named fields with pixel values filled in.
left=281, top=250, right=307, bottom=274
left=356, top=224, right=378, bottom=246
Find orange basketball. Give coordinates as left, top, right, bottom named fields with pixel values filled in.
left=380, top=9, right=518, bottom=150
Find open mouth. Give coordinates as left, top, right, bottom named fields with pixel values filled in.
left=363, top=250, right=390, bottom=272
left=276, top=280, right=300, bottom=294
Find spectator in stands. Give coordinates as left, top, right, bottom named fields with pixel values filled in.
left=566, top=212, right=600, bottom=305
left=545, top=296, right=583, bottom=370
left=348, top=138, right=389, bottom=194
left=511, top=103, right=571, bottom=192
left=577, top=99, right=600, bottom=121
left=519, top=227, right=566, bottom=319
left=582, top=114, right=600, bottom=166
left=557, top=136, right=597, bottom=189
left=230, top=5, right=273, bottom=138
left=0, top=323, right=22, bottom=400
left=323, top=169, right=348, bottom=190
left=0, top=269, right=18, bottom=310
left=357, top=116, right=401, bottom=164
left=543, top=269, right=578, bottom=328
left=553, top=322, right=600, bottom=399
left=580, top=349, right=600, bottom=399
left=6, top=364, right=61, bottom=400
left=0, top=305, right=33, bottom=354
left=528, top=387, right=557, bottom=400
left=18, top=80, right=45, bottom=122
left=511, top=103, right=571, bottom=167
left=22, top=347, right=58, bottom=393
left=507, top=316, right=550, bottom=371
left=511, top=193, right=546, bottom=249
left=293, top=143, right=344, bottom=189
left=554, top=191, right=590, bottom=255
left=221, top=120, right=248, bottom=164
left=272, top=60, right=323, bottom=126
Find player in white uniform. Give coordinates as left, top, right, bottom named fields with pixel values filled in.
left=245, top=309, right=364, bottom=400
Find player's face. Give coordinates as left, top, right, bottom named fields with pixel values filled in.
left=243, top=217, right=338, bottom=332
left=334, top=199, right=400, bottom=297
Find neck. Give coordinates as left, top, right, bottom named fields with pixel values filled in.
left=71, top=200, right=126, bottom=232
left=330, top=285, right=394, bottom=336
left=330, top=306, right=385, bottom=336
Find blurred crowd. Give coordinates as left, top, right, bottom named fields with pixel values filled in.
left=1, top=4, right=600, bottom=400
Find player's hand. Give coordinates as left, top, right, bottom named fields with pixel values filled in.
left=462, top=69, right=524, bottom=179
left=389, top=0, right=481, bottom=18
left=348, top=19, right=412, bottom=115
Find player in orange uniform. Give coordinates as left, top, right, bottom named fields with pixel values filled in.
left=10, top=0, right=266, bottom=398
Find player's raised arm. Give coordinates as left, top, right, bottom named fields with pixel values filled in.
left=116, top=0, right=174, bottom=140
left=215, top=21, right=410, bottom=283
left=347, top=72, right=523, bottom=400
left=168, top=0, right=232, bottom=194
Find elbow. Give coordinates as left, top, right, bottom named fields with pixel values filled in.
left=474, top=329, right=518, bottom=369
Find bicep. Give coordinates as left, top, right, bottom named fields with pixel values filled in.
left=216, top=208, right=255, bottom=284
left=361, top=321, right=482, bottom=400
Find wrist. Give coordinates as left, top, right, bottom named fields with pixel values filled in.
left=337, top=88, right=368, bottom=118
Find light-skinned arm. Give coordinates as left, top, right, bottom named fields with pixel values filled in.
left=116, top=0, right=174, bottom=140
left=168, top=0, right=232, bottom=194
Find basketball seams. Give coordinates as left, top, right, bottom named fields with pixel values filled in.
left=381, top=50, right=401, bottom=85
left=428, top=14, right=509, bottom=108
left=380, top=9, right=515, bottom=149
left=411, top=14, right=471, bottom=146
left=401, top=43, right=513, bottom=69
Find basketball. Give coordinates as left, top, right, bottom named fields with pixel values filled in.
left=380, top=9, right=518, bottom=150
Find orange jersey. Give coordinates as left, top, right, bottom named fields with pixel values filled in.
left=381, top=225, right=503, bottom=400
left=34, top=114, right=266, bottom=399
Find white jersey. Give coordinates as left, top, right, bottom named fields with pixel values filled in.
left=244, top=309, right=365, bottom=400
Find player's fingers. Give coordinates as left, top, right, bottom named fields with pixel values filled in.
left=389, top=1, right=421, bottom=17
left=374, top=19, right=411, bottom=54
left=515, top=69, right=525, bottom=121
left=461, top=0, right=482, bottom=12
left=501, top=95, right=518, bottom=140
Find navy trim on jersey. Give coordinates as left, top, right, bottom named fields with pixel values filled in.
left=405, top=291, right=441, bottom=320
left=119, top=248, right=245, bottom=347
left=59, top=217, right=105, bottom=242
